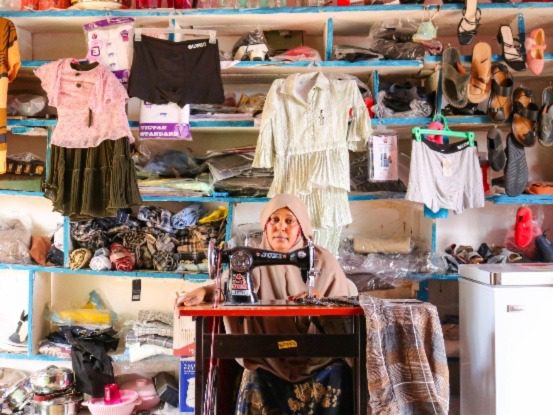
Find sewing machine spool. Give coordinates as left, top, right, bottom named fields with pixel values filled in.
left=207, top=239, right=316, bottom=305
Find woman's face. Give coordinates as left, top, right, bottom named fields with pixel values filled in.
left=265, top=207, right=302, bottom=252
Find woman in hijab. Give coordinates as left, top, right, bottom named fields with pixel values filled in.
left=177, top=193, right=353, bottom=414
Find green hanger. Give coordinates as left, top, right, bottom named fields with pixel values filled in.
left=412, top=114, right=476, bottom=147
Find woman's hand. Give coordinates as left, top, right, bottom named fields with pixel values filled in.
left=176, top=287, right=208, bottom=307
left=287, top=288, right=320, bottom=301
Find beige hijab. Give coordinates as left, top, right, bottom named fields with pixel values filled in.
left=225, top=194, right=350, bottom=382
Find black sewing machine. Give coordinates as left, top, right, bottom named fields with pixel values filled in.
left=207, top=239, right=316, bottom=305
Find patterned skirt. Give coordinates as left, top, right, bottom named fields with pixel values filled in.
left=45, top=138, right=142, bottom=220
left=235, top=360, right=353, bottom=415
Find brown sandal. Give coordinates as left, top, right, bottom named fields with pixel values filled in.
left=487, top=63, right=513, bottom=122
left=468, top=42, right=492, bottom=104
left=512, top=87, right=538, bottom=147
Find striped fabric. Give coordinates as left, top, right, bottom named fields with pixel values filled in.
left=359, top=295, right=449, bottom=415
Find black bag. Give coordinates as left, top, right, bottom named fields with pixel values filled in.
left=65, top=330, right=117, bottom=397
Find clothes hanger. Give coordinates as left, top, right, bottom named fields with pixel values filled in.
left=134, top=23, right=216, bottom=43
left=412, top=114, right=476, bottom=147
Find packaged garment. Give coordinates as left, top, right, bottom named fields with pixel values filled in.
left=139, top=101, right=191, bottom=140
left=368, top=130, right=398, bottom=182
left=83, top=17, right=134, bottom=83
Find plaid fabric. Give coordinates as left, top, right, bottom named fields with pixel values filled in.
left=137, top=310, right=173, bottom=326
left=132, top=324, right=173, bottom=338
left=359, top=295, right=449, bottom=415
left=125, top=330, right=173, bottom=348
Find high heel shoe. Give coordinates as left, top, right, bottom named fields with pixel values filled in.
left=497, top=24, right=526, bottom=71
left=457, top=0, right=481, bottom=45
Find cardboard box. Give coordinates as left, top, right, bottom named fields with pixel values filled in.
left=173, top=315, right=195, bottom=357
left=179, top=358, right=196, bottom=414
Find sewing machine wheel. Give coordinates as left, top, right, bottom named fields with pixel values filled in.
left=229, top=249, right=253, bottom=273
left=207, top=238, right=218, bottom=278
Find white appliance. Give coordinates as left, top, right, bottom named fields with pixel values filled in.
left=459, top=263, right=553, bottom=415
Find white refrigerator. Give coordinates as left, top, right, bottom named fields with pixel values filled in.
left=459, top=263, right=553, bottom=415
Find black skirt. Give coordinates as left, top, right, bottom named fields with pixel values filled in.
left=45, top=138, right=142, bottom=220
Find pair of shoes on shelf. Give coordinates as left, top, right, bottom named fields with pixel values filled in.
left=536, top=233, right=553, bottom=262
left=446, top=244, right=484, bottom=264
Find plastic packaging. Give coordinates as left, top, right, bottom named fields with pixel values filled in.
left=270, top=46, right=321, bottom=62
left=368, top=125, right=399, bottom=182
left=232, top=29, right=270, bottom=61
left=8, top=94, right=47, bottom=117
left=365, top=19, right=426, bottom=60
left=49, top=290, right=117, bottom=327
left=504, top=205, right=543, bottom=260
left=0, top=212, right=32, bottom=264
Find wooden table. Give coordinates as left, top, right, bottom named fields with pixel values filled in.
left=178, top=303, right=367, bottom=415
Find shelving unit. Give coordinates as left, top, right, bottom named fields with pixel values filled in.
left=0, top=3, right=552, bottom=374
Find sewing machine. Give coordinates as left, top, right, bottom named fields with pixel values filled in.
left=207, top=239, right=317, bottom=305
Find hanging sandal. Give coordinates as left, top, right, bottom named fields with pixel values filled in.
left=504, top=133, right=528, bottom=197
left=487, top=63, right=513, bottom=122
left=467, top=42, right=492, bottom=104
left=442, top=46, right=470, bottom=108
left=457, top=0, right=481, bottom=45
left=525, top=28, right=546, bottom=76
left=487, top=127, right=506, bottom=172
left=497, top=25, right=526, bottom=72
left=539, top=86, right=553, bottom=146
left=512, top=87, right=538, bottom=147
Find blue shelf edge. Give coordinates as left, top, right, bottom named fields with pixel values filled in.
left=408, top=273, right=459, bottom=282
left=3, top=3, right=553, bottom=18
left=0, top=263, right=209, bottom=280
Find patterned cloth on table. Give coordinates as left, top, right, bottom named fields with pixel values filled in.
left=359, top=294, right=449, bottom=415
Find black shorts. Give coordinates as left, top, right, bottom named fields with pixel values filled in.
left=128, top=35, right=225, bottom=107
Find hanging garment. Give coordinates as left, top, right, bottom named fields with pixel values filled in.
left=35, top=59, right=133, bottom=148
left=127, top=35, right=224, bottom=106
left=36, top=59, right=141, bottom=219
left=253, top=72, right=371, bottom=252
left=405, top=139, right=485, bottom=214
left=0, top=18, right=21, bottom=174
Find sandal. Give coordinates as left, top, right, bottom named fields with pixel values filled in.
left=457, top=0, right=481, bottom=45
left=467, top=42, right=492, bottom=104
left=535, top=233, right=553, bottom=262
left=539, top=86, right=553, bottom=146
left=487, top=127, right=506, bottom=172
left=442, top=46, right=470, bottom=108
left=497, top=25, right=526, bottom=72
left=525, top=28, right=546, bottom=76
left=487, top=63, right=513, bottom=122
left=512, top=87, right=539, bottom=147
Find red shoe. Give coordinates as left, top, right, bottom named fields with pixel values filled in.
left=514, top=206, right=534, bottom=248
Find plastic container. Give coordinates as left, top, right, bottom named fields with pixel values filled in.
left=120, top=379, right=160, bottom=411
left=82, top=390, right=140, bottom=415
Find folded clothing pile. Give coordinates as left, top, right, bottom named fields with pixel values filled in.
left=69, top=205, right=227, bottom=272
left=125, top=310, right=174, bottom=363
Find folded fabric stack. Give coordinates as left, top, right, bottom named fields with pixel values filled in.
left=70, top=205, right=227, bottom=272
left=125, top=310, right=174, bottom=363
left=38, top=326, right=119, bottom=360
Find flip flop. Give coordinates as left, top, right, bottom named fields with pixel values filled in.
left=504, top=134, right=528, bottom=197
left=467, top=42, right=492, bottom=104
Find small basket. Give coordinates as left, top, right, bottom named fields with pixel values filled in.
left=82, top=390, right=141, bottom=415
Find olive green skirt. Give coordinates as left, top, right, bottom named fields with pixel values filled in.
left=45, top=138, right=142, bottom=220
